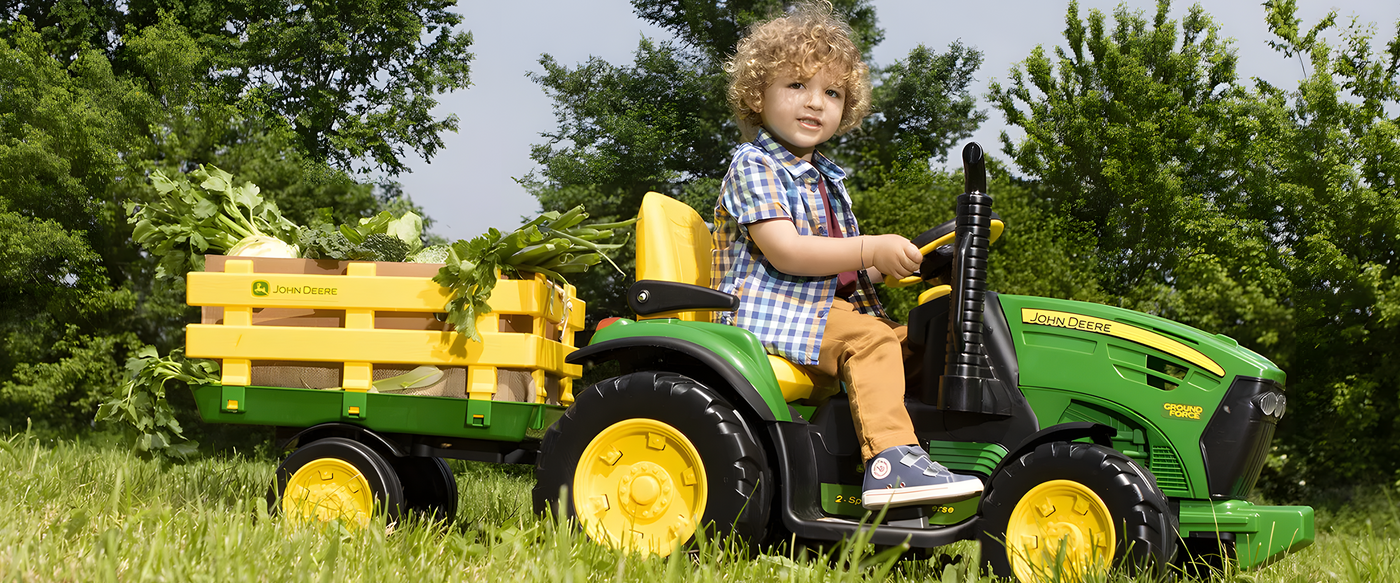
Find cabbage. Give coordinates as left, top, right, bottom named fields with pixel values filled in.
left=407, top=244, right=450, bottom=263
left=227, top=235, right=300, bottom=258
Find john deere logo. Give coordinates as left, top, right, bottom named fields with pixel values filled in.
left=248, top=280, right=339, bottom=297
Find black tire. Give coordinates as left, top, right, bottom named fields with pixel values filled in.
left=979, top=442, right=1177, bottom=580
left=533, top=371, right=772, bottom=555
left=267, top=437, right=405, bottom=526
left=394, top=456, right=459, bottom=522
left=1177, top=534, right=1235, bottom=579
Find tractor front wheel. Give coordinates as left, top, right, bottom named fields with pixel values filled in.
left=533, top=372, right=772, bottom=556
left=979, top=441, right=1177, bottom=581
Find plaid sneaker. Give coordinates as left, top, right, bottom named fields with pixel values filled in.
left=862, top=445, right=984, bottom=509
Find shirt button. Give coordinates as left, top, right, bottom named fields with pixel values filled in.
left=818, top=308, right=829, bottom=318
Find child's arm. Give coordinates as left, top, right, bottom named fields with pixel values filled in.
left=748, top=219, right=922, bottom=279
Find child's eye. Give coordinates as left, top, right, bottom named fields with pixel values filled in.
left=826, top=89, right=842, bottom=99
left=789, top=82, right=805, bottom=90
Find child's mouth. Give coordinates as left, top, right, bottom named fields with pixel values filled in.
left=799, top=118, right=822, bottom=130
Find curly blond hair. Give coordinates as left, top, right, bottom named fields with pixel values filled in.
left=725, top=1, right=872, bottom=140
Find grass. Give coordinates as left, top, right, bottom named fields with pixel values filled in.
left=0, top=431, right=1394, bottom=582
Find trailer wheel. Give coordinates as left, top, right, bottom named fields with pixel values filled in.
left=979, top=441, right=1177, bottom=581
left=268, top=437, right=405, bottom=527
left=394, top=456, right=458, bottom=522
left=533, top=372, right=771, bottom=556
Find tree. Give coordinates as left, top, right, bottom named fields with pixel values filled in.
left=989, top=0, right=1400, bottom=496
left=0, top=3, right=470, bottom=436
left=1, top=0, right=474, bottom=176
left=0, top=22, right=155, bottom=431
left=1244, top=0, right=1400, bottom=497
left=526, top=0, right=985, bottom=321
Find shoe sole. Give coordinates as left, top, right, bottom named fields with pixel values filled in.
left=862, top=480, right=984, bottom=509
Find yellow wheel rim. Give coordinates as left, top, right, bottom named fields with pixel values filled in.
left=1007, top=479, right=1116, bottom=582
left=573, top=418, right=707, bottom=557
left=282, top=458, right=375, bottom=528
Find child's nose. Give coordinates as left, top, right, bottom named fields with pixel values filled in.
left=806, top=89, right=824, bottom=109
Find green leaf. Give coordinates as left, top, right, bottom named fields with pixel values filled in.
left=95, top=401, right=119, bottom=421
left=229, top=182, right=263, bottom=209
left=199, top=166, right=233, bottom=193
left=192, top=197, right=219, bottom=218
left=150, top=171, right=179, bottom=194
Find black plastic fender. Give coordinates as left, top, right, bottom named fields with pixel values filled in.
left=567, top=337, right=784, bottom=422
left=276, top=422, right=407, bottom=458
left=989, top=421, right=1116, bottom=478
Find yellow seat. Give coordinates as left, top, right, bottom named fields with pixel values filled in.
left=635, top=192, right=818, bottom=402
left=635, top=192, right=713, bottom=322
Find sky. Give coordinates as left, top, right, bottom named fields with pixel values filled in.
left=393, top=1, right=1400, bottom=241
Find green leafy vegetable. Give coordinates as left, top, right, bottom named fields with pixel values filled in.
left=360, top=233, right=413, bottom=262
left=407, top=244, right=450, bottom=263
left=96, top=346, right=220, bottom=458
left=129, top=165, right=300, bottom=278
left=433, top=206, right=636, bottom=341
left=299, top=210, right=423, bottom=262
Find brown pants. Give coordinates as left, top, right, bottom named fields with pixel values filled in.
left=801, top=298, right=921, bottom=460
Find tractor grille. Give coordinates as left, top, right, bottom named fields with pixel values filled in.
left=1199, top=377, right=1285, bottom=499
left=1149, top=445, right=1190, bottom=494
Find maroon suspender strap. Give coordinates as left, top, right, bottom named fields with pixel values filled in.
left=818, top=178, right=859, bottom=298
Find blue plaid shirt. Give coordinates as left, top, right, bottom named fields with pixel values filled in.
left=711, top=128, right=886, bottom=365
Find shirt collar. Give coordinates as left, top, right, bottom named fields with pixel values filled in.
left=753, top=127, right=847, bottom=183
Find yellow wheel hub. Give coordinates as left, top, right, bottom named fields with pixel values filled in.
left=1007, top=479, right=1116, bottom=582
left=574, top=418, right=706, bottom=556
left=282, top=458, right=374, bottom=528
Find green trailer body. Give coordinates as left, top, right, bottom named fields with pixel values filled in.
left=190, top=384, right=565, bottom=442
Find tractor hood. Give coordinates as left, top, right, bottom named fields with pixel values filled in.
left=997, top=294, right=1285, bottom=389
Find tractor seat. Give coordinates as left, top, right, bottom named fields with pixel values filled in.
left=634, top=192, right=819, bottom=403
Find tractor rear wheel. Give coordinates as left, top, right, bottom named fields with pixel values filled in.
left=979, top=441, right=1177, bottom=581
left=268, top=437, right=405, bottom=528
left=533, top=371, right=772, bottom=556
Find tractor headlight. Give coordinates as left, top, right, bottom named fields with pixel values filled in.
left=1255, top=392, right=1286, bottom=419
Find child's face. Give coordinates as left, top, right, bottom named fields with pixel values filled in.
left=753, top=66, right=845, bottom=162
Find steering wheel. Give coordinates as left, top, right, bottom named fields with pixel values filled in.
left=882, top=212, right=1004, bottom=291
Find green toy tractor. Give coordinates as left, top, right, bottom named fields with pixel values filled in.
left=531, top=143, right=1313, bottom=579
left=183, top=142, right=1312, bottom=581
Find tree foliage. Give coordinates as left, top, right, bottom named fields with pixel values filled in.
left=989, top=0, right=1400, bottom=495
left=0, top=3, right=466, bottom=437
left=2, top=0, right=474, bottom=175
left=527, top=0, right=985, bottom=321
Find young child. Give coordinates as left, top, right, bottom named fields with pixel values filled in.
left=711, top=2, right=982, bottom=509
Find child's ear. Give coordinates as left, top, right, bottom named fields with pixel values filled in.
left=746, top=95, right=763, bottom=114
left=737, top=116, right=760, bottom=142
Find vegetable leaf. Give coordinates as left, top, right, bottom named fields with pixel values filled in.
left=433, top=206, right=635, bottom=342
left=96, top=347, right=220, bottom=459
left=129, top=165, right=299, bottom=278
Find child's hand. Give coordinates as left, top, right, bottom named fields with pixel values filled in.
left=864, top=234, right=922, bottom=279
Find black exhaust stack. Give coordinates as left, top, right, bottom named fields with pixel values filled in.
left=939, top=143, right=1010, bottom=414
